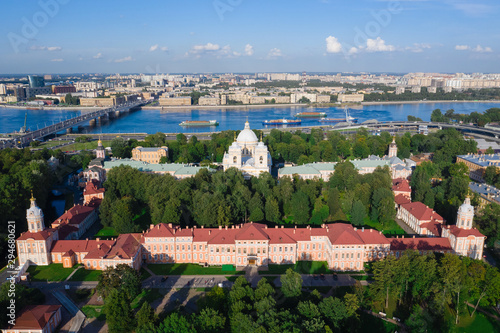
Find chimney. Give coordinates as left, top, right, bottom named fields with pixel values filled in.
left=209, top=230, right=211, bottom=235
left=232, top=225, right=234, bottom=229
left=265, top=225, right=267, bottom=229
left=379, top=231, right=382, bottom=234
left=354, top=227, right=357, bottom=231
left=168, top=223, right=172, bottom=228
left=219, top=225, right=222, bottom=230
left=97, top=244, right=101, bottom=249
left=413, top=235, right=415, bottom=238
left=157, top=224, right=160, bottom=229
left=281, top=225, right=284, bottom=229
left=201, top=225, right=204, bottom=228
left=96, top=238, right=100, bottom=241
left=293, top=229, right=296, bottom=234
left=275, top=226, right=278, bottom=229
left=194, top=226, right=197, bottom=229
left=150, top=224, right=154, bottom=229
left=370, top=229, right=372, bottom=233
left=225, top=225, right=228, bottom=230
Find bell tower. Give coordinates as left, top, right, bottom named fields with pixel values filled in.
left=456, top=196, right=474, bottom=230
left=388, top=136, right=398, bottom=158
left=27, top=192, right=45, bottom=232
left=96, top=138, right=105, bottom=159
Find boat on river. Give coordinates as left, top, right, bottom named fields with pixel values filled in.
left=294, top=111, right=327, bottom=118
left=262, top=119, right=302, bottom=125
left=179, top=120, right=219, bottom=127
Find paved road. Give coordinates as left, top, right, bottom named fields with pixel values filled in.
left=53, top=290, right=86, bottom=333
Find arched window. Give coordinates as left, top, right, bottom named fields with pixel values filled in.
left=259, top=156, right=263, bottom=164
left=233, top=156, right=237, bottom=163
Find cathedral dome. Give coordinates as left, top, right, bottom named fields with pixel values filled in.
left=237, top=121, right=258, bottom=145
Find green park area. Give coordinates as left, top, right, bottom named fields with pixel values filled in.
left=68, top=268, right=103, bottom=281
left=147, top=263, right=244, bottom=276
left=27, top=264, right=75, bottom=281
left=260, top=261, right=330, bottom=275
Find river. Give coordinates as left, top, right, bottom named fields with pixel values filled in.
left=1, top=102, right=498, bottom=135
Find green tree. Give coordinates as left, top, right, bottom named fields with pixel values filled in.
left=280, top=268, right=303, bottom=298
left=136, top=302, right=156, bottom=330
left=350, top=200, right=366, bottom=227
left=194, top=308, right=226, bottom=333
left=105, top=289, right=134, bottom=333
left=111, top=137, right=131, bottom=158
left=319, top=297, right=348, bottom=328
left=157, top=312, right=195, bottom=333
left=97, top=264, right=141, bottom=300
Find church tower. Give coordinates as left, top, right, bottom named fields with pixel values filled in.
left=96, top=139, right=105, bottom=159
left=456, top=196, right=474, bottom=230
left=388, top=136, right=398, bottom=158
left=26, top=192, right=45, bottom=233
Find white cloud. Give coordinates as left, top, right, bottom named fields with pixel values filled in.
left=366, top=37, right=395, bottom=52
left=31, top=46, right=62, bottom=51
left=190, top=43, right=220, bottom=54
left=93, top=52, right=103, bottom=59
left=455, top=44, right=493, bottom=52
left=326, top=36, right=342, bottom=53
left=472, top=45, right=493, bottom=53
left=187, top=43, right=239, bottom=58
left=267, top=48, right=283, bottom=58
left=406, top=43, right=431, bottom=53
left=160, top=46, right=168, bottom=52
left=51, top=58, right=64, bottom=62
left=244, top=44, right=254, bottom=56
left=149, top=44, right=159, bottom=52
left=348, top=47, right=359, bottom=55
left=115, top=56, right=133, bottom=63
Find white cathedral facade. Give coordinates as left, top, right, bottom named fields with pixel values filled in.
left=222, top=121, right=272, bottom=178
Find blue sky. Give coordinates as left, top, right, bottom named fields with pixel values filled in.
left=1, top=0, right=499, bottom=74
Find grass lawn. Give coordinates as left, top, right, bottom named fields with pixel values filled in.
left=448, top=306, right=500, bottom=333
left=147, top=263, right=244, bottom=276
left=140, top=268, right=151, bottom=280
left=62, top=140, right=113, bottom=152
left=95, top=226, right=119, bottom=238
left=259, top=261, right=331, bottom=275
left=27, top=264, right=75, bottom=282
left=68, top=269, right=102, bottom=281
left=358, top=311, right=398, bottom=333
left=82, top=305, right=106, bottom=321
left=364, top=218, right=406, bottom=236
left=37, top=140, right=71, bottom=148
left=131, top=288, right=163, bottom=309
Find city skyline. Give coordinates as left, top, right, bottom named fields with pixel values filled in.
left=1, top=0, right=499, bottom=74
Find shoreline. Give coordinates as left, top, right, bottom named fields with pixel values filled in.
left=0, top=105, right=106, bottom=111
left=140, top=103, right=307, bottom=111
left=361, top=100, right=500, bottom=106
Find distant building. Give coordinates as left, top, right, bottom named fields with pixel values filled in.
left=0, top=83, right=6, bottom=95
left=456, top=153, right=500, bottom=182
left=52, top=85, right=76, bottom=94
left=337, top=94, right=364, bottom=103
left=132, top=146, right=168, bottom=164
left=411, top=86, right=421, bottom=93
left=469, top=182, right=500, bottom=209
left=395, top=87, right=405, bottom=95
left=80, top=96, right=125, bottom=107
left=474, top=139, right=500, bottom=154
left=3, top=305, right=62, bottom=333
left=25, top=87, right=52, bottom=100
left=222, top=121, right=272, bottom=179
left=158, top=97, right=191, bottom=106
left=28, top=75, right=45, bottom=88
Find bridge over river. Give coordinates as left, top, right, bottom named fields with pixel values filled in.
left=1, top=101, right=144, bottom=149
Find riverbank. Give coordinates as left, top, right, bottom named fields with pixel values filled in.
left=0, top=105, right=105, bottom=111
left=361, top=100, right=500, bottom=106
left=140, top=103, right=308, bottom=111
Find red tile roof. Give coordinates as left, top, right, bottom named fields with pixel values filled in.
left=392, top=178, right=411, bottom=193
left=51, top=239, right=115, bottom=254
left=83, top=181, right=105, bottom=195
left=8, top=305, right=61, bottom=330
left=52, top=204, right=96, bottom=227
left=420, top=222, right=442, bottom=237
left=445, top=225, right=485, bottom=238
left=357, top=228, right=391, bottom=244
left=401, top=202, right=444, bottom=223
left=105, top=233, right=142, bottom=260
left=266, top=228, right=297, bottom=244
left=325, top=224, right=365, bottom=245
left=390, top=237, right=452, bottom=252
left=143, top=223, right=175, bottom=238
left=57, top=224, right=79, bottom=240
left=17, top=229, right=55, bottom=241
left=235, top=223, right=269, bottom=241
left=395, top=194, right=411, bottom=205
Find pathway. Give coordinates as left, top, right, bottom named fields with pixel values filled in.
left=53, top=290, right=86, bottom=333
left=395, top=217, right=416, bottom=235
